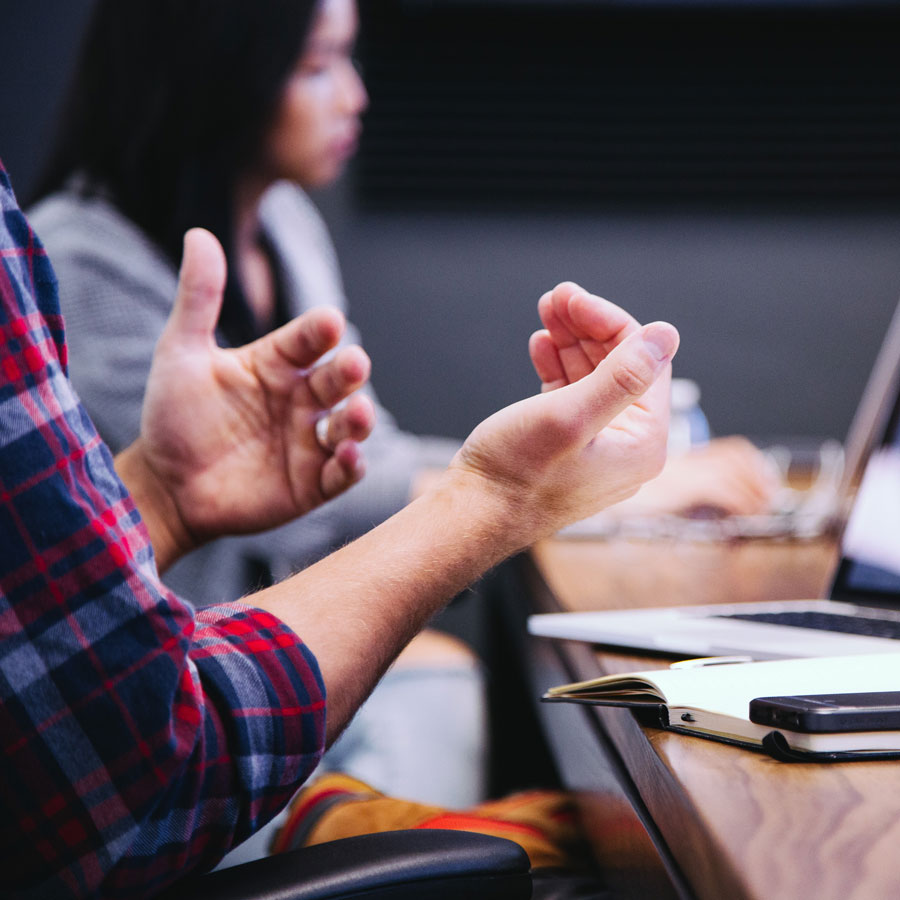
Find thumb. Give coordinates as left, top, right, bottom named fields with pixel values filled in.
left=561, top=320, right=680, bottom=435
left=164, top=228, right=227, bottom=346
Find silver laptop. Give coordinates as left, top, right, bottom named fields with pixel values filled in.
left=528, top=299, right=900, bottom=661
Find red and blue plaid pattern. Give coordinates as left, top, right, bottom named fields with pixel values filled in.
left=0, top=162, right=326, bottom=898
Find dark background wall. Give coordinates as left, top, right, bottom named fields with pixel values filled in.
left=5, top=0, right=900, bottom=446
left=0, top=1, right=93, bottom=197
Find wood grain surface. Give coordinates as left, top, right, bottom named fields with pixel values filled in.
left=528, top=535, right=900, bottom=900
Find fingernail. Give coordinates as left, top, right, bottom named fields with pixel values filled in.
left=641, top=322, right=679, bottom=362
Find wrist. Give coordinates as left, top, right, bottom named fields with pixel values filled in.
left=114, top=440, right=196, bottom=572
left=433, top=463, right=548, bottom=561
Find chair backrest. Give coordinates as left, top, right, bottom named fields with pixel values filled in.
left=155, top=828, right=532, bottom=900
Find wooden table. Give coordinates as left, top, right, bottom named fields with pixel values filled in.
left=512, top=534, right=900, bottom=900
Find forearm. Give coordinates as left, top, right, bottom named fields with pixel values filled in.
left=251, top=468, right=526, bottom=744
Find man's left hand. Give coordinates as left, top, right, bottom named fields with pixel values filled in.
left=119, top=228, right=375, bottom=568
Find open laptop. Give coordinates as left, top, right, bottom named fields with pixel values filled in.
left=528, top=299, right=900, bottom=661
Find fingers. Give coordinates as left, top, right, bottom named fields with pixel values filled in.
left=245, top=308, right=370, bottom=409
left=259, top=307, right=347, bottom=371
left=714, top=477, right=776, bottom=516
left=315, top=395, right=374, bottom=500
left=307, top=346, right=371, bottom=409
left=164, top=228, right=228, bottom=346
left=317, top=393, right=376, bottom=450
left=687, top=437, right=782, bottom=513
left=528, top=330, right=566, bottom=392
left=320, top=439, right=367, bottom=499
left=537, top=282, right=640, bottom=383
left=567, top=289, right=639, bottom=347
left=562, top=321, right=680, bottom=438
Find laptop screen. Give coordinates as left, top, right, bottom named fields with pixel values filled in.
left=832, top=378, right=900, bottom=606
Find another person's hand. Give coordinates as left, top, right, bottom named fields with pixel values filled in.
left=449, top=282, right=678, bottom=544
left=118, top=228, right=375, bottom=568
left=614, top=435, right=781, bottom=518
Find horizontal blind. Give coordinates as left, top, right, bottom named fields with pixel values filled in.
left=355, top=3, right=900, bottom=209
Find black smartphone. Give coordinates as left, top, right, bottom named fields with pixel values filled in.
left=749, top=691, right=900, bottom=733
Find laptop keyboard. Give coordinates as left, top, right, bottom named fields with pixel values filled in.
left=721, top=611, right=900, bottom=640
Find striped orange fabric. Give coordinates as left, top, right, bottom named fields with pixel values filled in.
left=273, top=773, right=587, bottom=870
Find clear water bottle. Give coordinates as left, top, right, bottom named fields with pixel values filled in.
left=668, top=378, right=710, bottom=456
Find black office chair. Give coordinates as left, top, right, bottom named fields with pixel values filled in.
left=156, top=829, right=532, bottom=900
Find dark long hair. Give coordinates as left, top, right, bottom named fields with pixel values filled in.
left=31, top=0, right=319, bottom=342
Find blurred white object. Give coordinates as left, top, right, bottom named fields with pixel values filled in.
left=763, top=439, right=845, bottom=522
left=668, top=377, right=711, bottom=455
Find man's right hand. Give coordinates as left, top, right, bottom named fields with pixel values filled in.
left=448, top=282, right=679, bottom=547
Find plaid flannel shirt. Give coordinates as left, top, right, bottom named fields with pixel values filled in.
left=0, top=162, right=326, bottom=899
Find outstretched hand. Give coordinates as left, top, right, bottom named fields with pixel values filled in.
left=121, top=228, right=375, bottom=568
left=450, top=282, right=678, bottom=544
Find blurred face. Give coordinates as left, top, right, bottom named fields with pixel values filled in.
left=263, top=0, right=368, bottom=188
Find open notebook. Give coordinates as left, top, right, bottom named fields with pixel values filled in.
left=542, top=653, right=900, bottom=761
left=529, top=298, right=900, bottom=661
